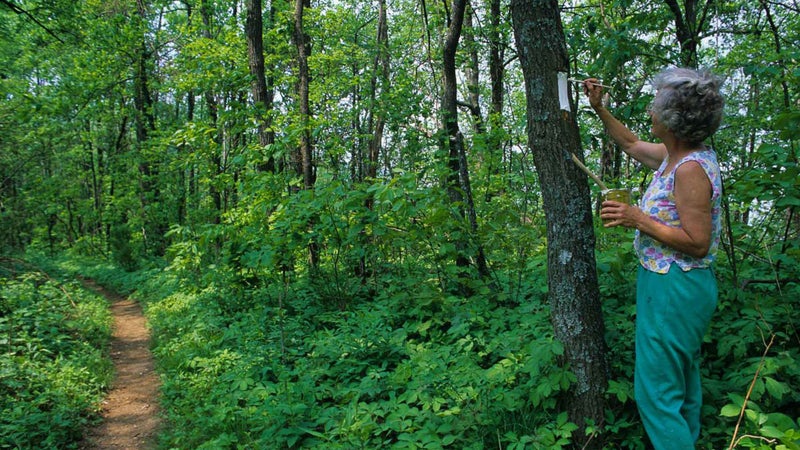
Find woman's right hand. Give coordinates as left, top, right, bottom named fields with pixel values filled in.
left=583, top=78, right=604, bottom=109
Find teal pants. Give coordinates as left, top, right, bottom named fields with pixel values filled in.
left=635, top=264, right=717, bottom=450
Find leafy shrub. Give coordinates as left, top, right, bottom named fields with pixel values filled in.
left=122, top=243, right=605, bottom=449
left=47, top=179, right=799, bottom=450
left=704, top=280, right=800, bottom=450
left=0, top=268, right=113, bottom=449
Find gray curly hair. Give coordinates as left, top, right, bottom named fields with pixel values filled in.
left=650, top=67, right=724, bottom=145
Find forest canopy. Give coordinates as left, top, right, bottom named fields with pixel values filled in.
left=1, top=0, right=798, bottom=448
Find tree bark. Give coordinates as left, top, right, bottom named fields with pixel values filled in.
left=293, top=0, right=314, bottom=189
left=488, top=0, right=504, bottom=121
left=486, top=0, right=506, bottom=197
left=293, top=0, right=318, bottom=268
left=133, top=0, right=166, bottom=255
left=462, top=4, right=490, bottom=279
left=177, top=1, right=194, bottom=228
left=441, top=0, right=489, bottom=283
left=510, top=0, right=608, bottom=447
left=356, top=0, right=390, bottom=283
left=200, top=0, right=222, bottom=229
left=366, top=0, right=389, bottom=181
left=245, top=0, right=276, bottom=172
left=463, top=6, right=485, bottom=136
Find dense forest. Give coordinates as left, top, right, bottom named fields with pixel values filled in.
left=1, top=0, right=798, bottom=448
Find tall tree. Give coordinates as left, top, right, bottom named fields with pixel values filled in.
left=510, top=0, right=608, bottom=447
left=484, top=0, right=508, bottom=200
left=133, top=0, right=167, bottom=255
left=441, top=0, right=489, bottom=283
left=488, top=0, right=505, bottom=122
left=757, top=0, right=796, bottom=160
left=293, top=0, right=313, bottom=189
left=245, top=0, right=276, bottom=172
left=462, top=5, right=485, bottom=136
left=293, top=0, right=318, bottom=268
left=365, top=0, right=389, bottom=181
left=199, top=0, right=223, bottom=228
left=176, top=0, right=195, bottom=227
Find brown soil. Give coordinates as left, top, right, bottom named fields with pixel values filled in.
left=80, top=280, right=161, bottom=450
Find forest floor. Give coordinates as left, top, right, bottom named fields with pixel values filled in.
left=79, top=280, right=161, bottom=450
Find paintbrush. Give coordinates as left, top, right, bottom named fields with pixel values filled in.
left=568, top=78, right=611, bottom=89
left=568, top=152, right=608, bottom=191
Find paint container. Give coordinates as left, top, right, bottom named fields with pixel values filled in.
left=601, top=188, right=631, bottom=224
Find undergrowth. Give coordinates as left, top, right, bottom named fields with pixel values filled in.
left=66, top=237, right=799, bottom=449
left=6, top=217, right=798, bottom=449
left=0, top=256, right=114, bottom=449
left=141, top=269, right=579, bottom=448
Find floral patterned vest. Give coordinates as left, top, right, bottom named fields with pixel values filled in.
left=634, top=149, right=722, bottom=274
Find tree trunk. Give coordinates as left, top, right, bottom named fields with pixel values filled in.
left=758, top=0, right=797, bottom=270
left=293, top=0, right=314, bottom=189
left=510, top=0, right=608, bottom=447
left=486, top=0, right=506, bottom=197
left=200, top=0, right=223, bottom=230
left=461, top=4, right=490, bottom=279
left=133, top=0, right=166, bottom=255
left=85, top=120, right=103, bottom=241
left=366, top=0, right=389, bottom=181
left=441, top=0, right=489, bottom=283
left=356, top=0, right=390, bottom=283
left=663, top=0, right=713, bottom=68
left=293, top=0, right=319, bottom=268
left=488, top=0, right=504, bottom=120
left=245, top=0, right=276, bottom=172
left=180, top=0, right=194, bottom=227
left=463, top=6, right=485, bottom=136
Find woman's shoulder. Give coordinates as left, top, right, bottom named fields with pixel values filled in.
left=678, top=148, right=719, bottom=169
left=675, top=149, right=722, bottom=197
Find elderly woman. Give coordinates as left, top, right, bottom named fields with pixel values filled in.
left=584, top=68, right=724, bottom=449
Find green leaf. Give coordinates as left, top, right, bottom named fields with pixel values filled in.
left=759, top=426, right=786, bottom=439
left=298, top=427, right=329, bottom=440
left=775, top=111, right=800, bottom=140
left=721, top=404, right=742, bottom=418
left=775, top=196, right=800, bottom=208
left=764, top=377, right=791, bottom=400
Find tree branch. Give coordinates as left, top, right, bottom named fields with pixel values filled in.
left=766, top=0, right=799, bottom=13
left=456, top=99, right=480, bottom=117
left=727, top=334, right=776, bottom=450
left=698, top=0, right=714, bottom=36
left=0, top=0, right=65, bottom=44
left=740, top=278, right=800, bottom=289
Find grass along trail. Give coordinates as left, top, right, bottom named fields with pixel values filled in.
left=80, top=280, right=161, bottom=450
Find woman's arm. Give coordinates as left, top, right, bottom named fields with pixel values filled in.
left=584, top=79, right=666, bottom=170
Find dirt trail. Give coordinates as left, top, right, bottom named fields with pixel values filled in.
left=80, top=280, right=161, bottom=450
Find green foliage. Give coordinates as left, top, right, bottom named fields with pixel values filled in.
left=102, top=245, right=602, bottom=449
left=74, top=217, right=795, bottom=450
left=2, top=0, right=799, bottom=448
left=0, top=262, right=113, bottom=449
left=700, top=251, right=800, bottom=449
